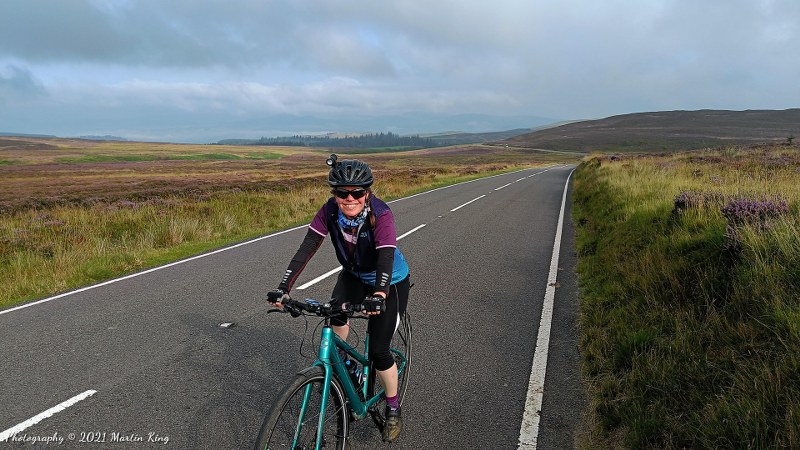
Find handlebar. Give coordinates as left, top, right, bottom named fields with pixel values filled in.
left=268, top=296, right=369, bottom=318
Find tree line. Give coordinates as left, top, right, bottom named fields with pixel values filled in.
left=218, top=132, right=444, bottom=149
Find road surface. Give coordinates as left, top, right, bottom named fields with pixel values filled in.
left=0, top=165, right=585, bottom=449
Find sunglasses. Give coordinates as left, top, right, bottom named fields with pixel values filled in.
left=332, top=188, right=367, bottom=200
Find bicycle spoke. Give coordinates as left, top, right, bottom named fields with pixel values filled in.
left=255, top=369, right=348, bottom=450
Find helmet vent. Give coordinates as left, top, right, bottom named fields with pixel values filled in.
left=327, top=157, right=374, bottom=187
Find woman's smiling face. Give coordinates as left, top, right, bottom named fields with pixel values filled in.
left=333, top=186, right=368, bottom=218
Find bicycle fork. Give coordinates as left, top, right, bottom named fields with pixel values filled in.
left=307, top=326, right=336, bottom=450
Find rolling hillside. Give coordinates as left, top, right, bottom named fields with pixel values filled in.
left=502, top=109, right=800, bottom=152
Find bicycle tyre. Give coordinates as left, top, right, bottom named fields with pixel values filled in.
left=254, top=366, right=349, bottom=450
left=395, top=312, right=413, bottom=404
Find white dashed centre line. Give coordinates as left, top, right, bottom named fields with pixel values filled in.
left=0, top=390, right=98, bottom=442
left=450, top=195, right=486, bottom=212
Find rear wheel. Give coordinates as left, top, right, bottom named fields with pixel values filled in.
left=254, top=366, right=349, bottom=450
left=394, top=312, right=413, bottom=405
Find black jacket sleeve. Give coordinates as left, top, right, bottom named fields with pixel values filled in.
left=373, top=247, right=394, bottom=296
left=277, top=229, right=324, bottom=292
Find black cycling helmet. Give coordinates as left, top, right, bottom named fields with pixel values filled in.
left=326, top=154, right=374, bottom=187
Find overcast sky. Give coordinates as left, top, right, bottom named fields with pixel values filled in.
left=1, top=0, right=798, bottom=142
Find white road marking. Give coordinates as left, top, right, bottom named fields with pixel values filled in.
left=518, top=168, right=574, bottom=450
left=387, top=167, right=534, bottom=204
left=397, top=224, right=426, bottom=240
left=450, top=195, right=486, bottom=212
left=495, top=166, right=553, bottom=191
left=0, top=390, right=97, bottom=442
left=0, top=165, right=571, bottom=444
left=524, top=167, right=554, bottom=179
left=295, top=266, right=343, bottom=290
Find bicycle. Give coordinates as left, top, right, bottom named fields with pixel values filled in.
left=254, top=296, right=413, bottom=450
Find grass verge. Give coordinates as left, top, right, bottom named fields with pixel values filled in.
left=572, top=144, right=800, bottom=448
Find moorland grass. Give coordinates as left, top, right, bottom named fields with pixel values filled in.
left=0, top=137, right=298, bottom=165
left=0, top=158, right=557, bottom=308
left=54, top=152, right=281, bottom=163
left=0, top=187, right=326, bottom=304
left=573, top=144, right=800, bottom=448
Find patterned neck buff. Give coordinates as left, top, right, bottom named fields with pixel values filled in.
left=338, top=207, right=367, bottom=229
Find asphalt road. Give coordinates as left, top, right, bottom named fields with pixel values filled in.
left=0, top=165, right=585, bottom=449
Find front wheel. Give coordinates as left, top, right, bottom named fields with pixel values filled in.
left=254, top=366, right=349, bottom=450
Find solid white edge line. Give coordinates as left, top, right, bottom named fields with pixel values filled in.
left=296, top=223, right=427, bottom=290
left=518, top=168, right=575, bottom=450
left=1, top=166, right=549, bottom=316
left=0, top=225, right=308, bottom=316
left=450, top=195, right=486, bottom=212
left=0, top=390, right=97, bottom=442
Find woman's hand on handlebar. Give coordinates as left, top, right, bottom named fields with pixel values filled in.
left=267, top=288, right=290, bottom=308
left=267, top=293, right=384, bottom=317
left=363, top=292, right=386, bottom=316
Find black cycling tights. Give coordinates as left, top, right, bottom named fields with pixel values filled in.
left=331, top=271, right=410, bottom=372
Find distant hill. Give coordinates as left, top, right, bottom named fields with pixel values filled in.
left=217, top=132, right=440, bottom=150
left=219, top=128, right=544, bottom=148
left=77, top=135, right=128, bottom=141
left=1, top=133, right=128, bottom=142
left=502, top=109, right=800, bottom=152
left=0, top=132, right=57, bottom=138
left=422, top=128, right=535, bottom=145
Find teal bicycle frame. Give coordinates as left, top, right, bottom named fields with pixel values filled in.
left=302, top=321, right=408, bottom=449
left=258, top=296, right=411, bottom=450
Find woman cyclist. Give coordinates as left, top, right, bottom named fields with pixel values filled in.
left=267, top=154, right=410, bottom=442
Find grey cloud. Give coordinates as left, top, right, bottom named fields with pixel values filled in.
left=0, top=65, right=46, bottom=102
left=0, top=0, right=286, bottom=67
left=0, top=1, right=132, bottom=62
left=1, top=0, right=799, bottom=139
left=0, top=0, right=538, bottom=76
left=293, top=28, right=397, bottom=77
